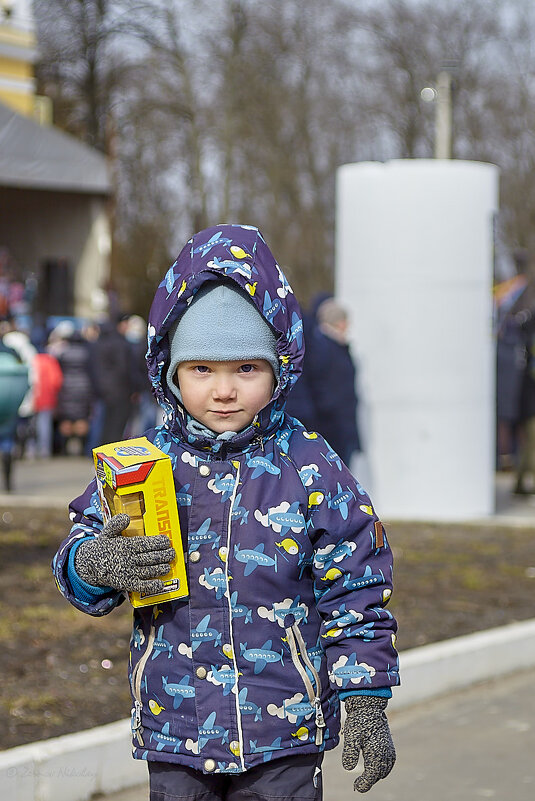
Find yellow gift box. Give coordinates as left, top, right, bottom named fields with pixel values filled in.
left=93, top=436, right=188, bottom=607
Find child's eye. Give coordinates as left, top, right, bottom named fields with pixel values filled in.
left=238, top=364, right=255, bottom=373
left=194, top=365, right=210, bottom=374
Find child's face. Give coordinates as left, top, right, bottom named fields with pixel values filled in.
left=176, top=360, right=274, bottom=433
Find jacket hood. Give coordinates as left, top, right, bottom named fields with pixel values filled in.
left=146, top=224, right=304, bottom=447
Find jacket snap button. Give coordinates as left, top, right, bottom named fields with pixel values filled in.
left=189, top=551, right=201, bottom=563
left=195, top=666, right=207, bottom=679
left=230, top=740, right=240, bottom=754
left=204, top=758, right=216, bottom=772
left=199, top=464, right=211, bottom=476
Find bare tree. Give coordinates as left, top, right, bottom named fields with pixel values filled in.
left=106, top=0, right=370, bottom=306
left=202, top=0, right=370, bottom=302
left=34, top=0, right=132, bottom=152
left=33, top=0, right=535, bottom=312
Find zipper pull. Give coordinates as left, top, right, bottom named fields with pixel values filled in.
left=314, top=697, right=325, bottom=745
left=133, top=700, right=142, bottom=728
left=256, top=435, right=264, bottom=452
left=314, top=697, right=325, bottom=728
left=131, top=700, right=144, bottom=745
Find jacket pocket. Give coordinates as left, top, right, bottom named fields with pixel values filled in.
left=284, top=621, right=326, bottom=745
left=130, top=623, right=156, bottom=746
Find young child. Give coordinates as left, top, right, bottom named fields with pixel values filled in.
left=52, top=224, right=399, bottom=800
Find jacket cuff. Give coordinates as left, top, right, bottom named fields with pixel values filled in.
left=67, top=538, right=115, bottom=604
left=339, top=687, right=392, bottom=700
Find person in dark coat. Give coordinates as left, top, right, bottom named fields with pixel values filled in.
left=283, top=309, right=318, bottom=431
left=306, top=297, right=361, bottom=466
left=90, top=316, right=135, bottom=445
left=514, top=308, right=535, bottom=494
left=123, top=314, right=159, bottom=437
left=55, top=327, right=95, bottom=455
left=285, top=292, right=332, bottom=432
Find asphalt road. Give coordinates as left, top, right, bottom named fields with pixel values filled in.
left=94, top=668, right=535, bottom=801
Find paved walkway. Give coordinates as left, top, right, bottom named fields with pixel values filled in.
left=2, top=455, right=534, bottom=525
left=0, top=454, right=94, bottom=509
left=94, top=668, right=535, bottom=801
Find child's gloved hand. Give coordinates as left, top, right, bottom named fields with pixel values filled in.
left=74, top=513, right=176, bottom=594
left=342, top=696, right=396, bottom=793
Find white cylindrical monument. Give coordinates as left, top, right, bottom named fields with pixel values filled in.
left=336, top=160, right=499, bottom=520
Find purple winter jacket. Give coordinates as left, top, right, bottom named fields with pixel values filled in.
left=52, top=224, right=399, bottom=775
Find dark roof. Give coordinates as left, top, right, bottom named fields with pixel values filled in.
left=0, top=101, right=110, bottom=194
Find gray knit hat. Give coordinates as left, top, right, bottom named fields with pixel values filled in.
left=166, top=282, right=279, bottom=400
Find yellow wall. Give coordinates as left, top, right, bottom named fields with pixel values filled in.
left=0, top=85, right=33, bottom=114
left=0, top=53, right=32, bottom=79
left=0, top=21, right=37, bottom=117
left=0, top=21, right=35, bottom=49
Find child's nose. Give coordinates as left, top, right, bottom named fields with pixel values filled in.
left=213, top=375, right=237, bottom=399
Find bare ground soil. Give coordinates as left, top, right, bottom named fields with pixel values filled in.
left=1, top=507, right=534, bottom=750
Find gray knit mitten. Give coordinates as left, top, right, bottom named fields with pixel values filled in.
left=342, top=696, right=396, bottom=793
left=74, top=513, right=176, bottom=594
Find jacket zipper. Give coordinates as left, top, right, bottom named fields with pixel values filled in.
left=130, top=622, right=156, bottom=746
left=224, top=462, right=246, bottom=770
left=284, top=622, right=325, bottom=745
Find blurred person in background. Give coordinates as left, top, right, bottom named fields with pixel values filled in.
left=81, top=319, right=104, bottom=453
left=305, top=297, right=362, bottom=466
left=47, top=319, right=77, bottom=359
left=0, top=334, right=29, bottom=490
left=123, top=314, right=159, bottom=437
left=90, top=315, right=135, bottom=445
left=494, top=252, right=532, bottom=472
left=513, top=306, right=535, bottom=494
left=284, top=291, right=331, bottom=432
left=54, top=322, right=95, bottom=456
left=32, top=347, right=63, bottom=458
left=286, top=294, right=362, bottom=467
left=1, top=315, right=37, bottom=457
left=496, top=311, right=525, bottom=472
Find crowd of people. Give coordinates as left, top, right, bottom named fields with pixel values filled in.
left=0, top=312, right=159, bottom=491
left=7, top=265, right=535, bottom=500
left=0, top=291, right=363, bottom=493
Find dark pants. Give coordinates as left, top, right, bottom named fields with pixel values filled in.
left=149, top=753, right=324, bottom=801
